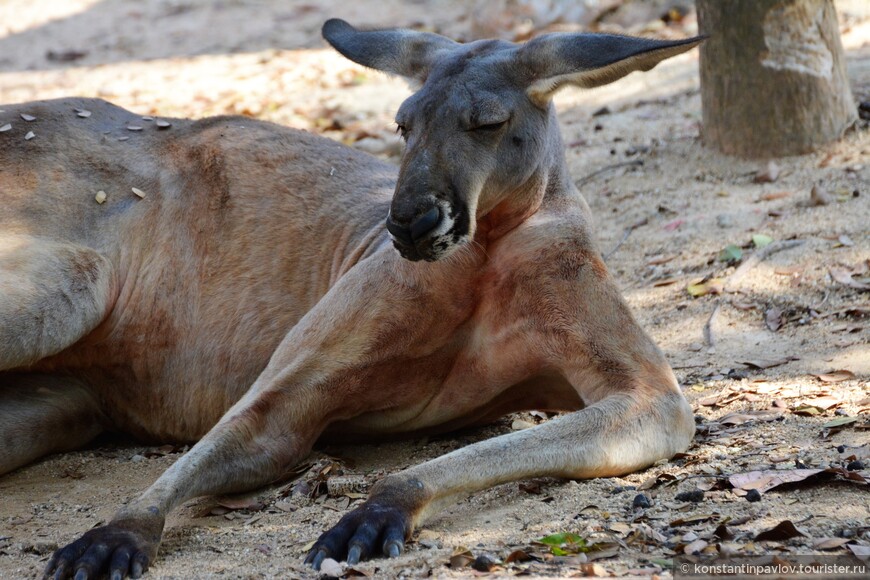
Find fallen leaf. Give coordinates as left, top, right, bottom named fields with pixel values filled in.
left=835, top=235, right=854, bottom=248
left=741, top=356, right=797, bottom=370
left=765, top=307, right=784, bottom=331
left=753, top=234, right=774, bottom=248
left=450, top=548, right=475, bottom=568
left=718, top=244, right=743, bottom=263
left=830, top=269, right=870, bottom=291
left=535, top=532, right=587, bottom=556
left=813, top=537, right=851, bottom=550
left=758, top=191, right=792, bottom=202
left=684, top=539, right=708, bottom=555
left=814, top=370, right=856, bottom=383
left=669, top=514, right=716, bottom=527
left=504, top=549, right=533, bottom=563
left=755, top=520, right=804, bottom=542
left=585, top=542, right=620, bottom=561
left=718, top=410, right=781, bottom=425
left=687, top=278, right=725, bottom=298
left=729, top=469, right=823, bottom=493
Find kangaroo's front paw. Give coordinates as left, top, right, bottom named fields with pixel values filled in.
left=304, top=501, right=410, bottom=569
left=44, top=516, right=164, bottom=580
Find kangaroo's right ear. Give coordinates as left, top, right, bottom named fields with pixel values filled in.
left=322, top=19, right=458, bottom=83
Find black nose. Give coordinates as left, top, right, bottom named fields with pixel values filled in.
left=386, top=207, right=441, bottom=246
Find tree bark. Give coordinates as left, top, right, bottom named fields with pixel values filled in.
left=696, top=0, right=856, bottom=158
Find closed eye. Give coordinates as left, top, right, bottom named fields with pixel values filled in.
left=472, top=119, right=508, bottom=132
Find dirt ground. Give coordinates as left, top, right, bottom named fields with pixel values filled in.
left=1, top=1, right=869, bottom=578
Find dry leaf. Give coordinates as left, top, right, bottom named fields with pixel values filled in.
left=813, top=537, right=851, bottom=550
left=755, top=520, right=804, bottom=542
left=758, top=191, right=791, bottom=201
left=684, top=539, right=708, bottom=555
left=504, top=549, right=532, bottom=563
left=687, top=278, right=724, bottom=298
left=830, top=268, right=870, bottom=291
left=814, top=370, right=856, bottom=383
left=742, top=356, right=797, bottom=370
left=131, top=187, right=146, bottom=198
left=646, top=254, right=677, bottom=266
left=729, top=469, right=823, bottom=494
left=450, top=548, right=475, bottom=569
left=765, top=307, right=784, bottom=331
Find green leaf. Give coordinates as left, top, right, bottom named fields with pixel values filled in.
left=537, top=532, right=585, bottom=547
left=536, top=532, right=588, bottom=555
left=822, top=416, right=858, bottom=428
left=752, top=234, right=774, bottom=248
left=718, top=244, right=743, bottom=262
left=651, top=558, right=674, bottom=569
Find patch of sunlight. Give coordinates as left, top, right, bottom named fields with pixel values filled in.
left=0, top=0, right=102, bottom=39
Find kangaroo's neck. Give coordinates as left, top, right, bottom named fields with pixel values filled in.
left=478, top=107, right=571, bottom=242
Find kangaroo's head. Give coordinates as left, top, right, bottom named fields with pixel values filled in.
left=323, top=19, right=702, bottom=262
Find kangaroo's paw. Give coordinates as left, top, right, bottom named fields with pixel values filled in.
left=44, top=516, right=163, bottom=580
left=305, top=501, right=409, bottom=569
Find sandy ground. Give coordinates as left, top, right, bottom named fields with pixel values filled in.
left=0, top=1, right=868, bottom=578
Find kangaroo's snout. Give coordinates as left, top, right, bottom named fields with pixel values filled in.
left=386, top=206, right=443, bottom=261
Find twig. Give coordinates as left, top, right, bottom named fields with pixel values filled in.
left=704, top=301, right=721, bottom=347
left=604, top=217, right=648, bottom=261
left=575, top=159, right=644, bottom=189
left=724, top=239, right=805, bottom=292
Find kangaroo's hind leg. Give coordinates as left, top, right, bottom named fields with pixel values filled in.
left=0, top=234, right=116, bottom=371
left=0, top=373, right=105, bottom=475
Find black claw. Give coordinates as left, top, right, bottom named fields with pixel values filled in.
left=385, top=541, right=402, bottom=558
left=346, top=545, right=362, bottom=565
left=313, top=548, right=329, bottom=571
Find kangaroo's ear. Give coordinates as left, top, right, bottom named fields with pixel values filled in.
left=518, top=33, right=705, bottom=105
left=322, top=19, right=459, bottom=83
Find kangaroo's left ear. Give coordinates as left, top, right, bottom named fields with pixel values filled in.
left=518, top=33, right=705, bottom=106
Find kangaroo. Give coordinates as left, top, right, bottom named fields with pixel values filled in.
left=0, top=19, right=702, bottom=579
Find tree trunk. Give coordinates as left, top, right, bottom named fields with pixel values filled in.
left=696, top=0, right=856, bottom=158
